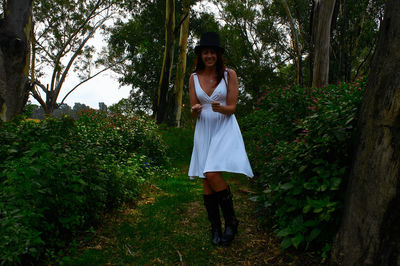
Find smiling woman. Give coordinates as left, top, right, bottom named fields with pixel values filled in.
left=188, top=32, right=253, bottom=247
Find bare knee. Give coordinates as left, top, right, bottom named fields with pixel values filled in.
left=202, top=179, right=213, bottom=195
left=205, top=172, right=227, bottom=192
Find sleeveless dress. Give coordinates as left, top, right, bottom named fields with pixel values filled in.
left=188, top=70, right=254, bottom=179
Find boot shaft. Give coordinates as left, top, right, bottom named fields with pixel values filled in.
left=215, top=186, right=236, bottom=226
left=203, top=193, right=221, bottom=227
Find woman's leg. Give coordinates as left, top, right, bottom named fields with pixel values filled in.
left=204, top=172, right=227, bottom=192
left=202, top=178, right=222, bottom=245
left=204, top=172, right=238, bottom=245
left=202, top=178, right=214, bottom=195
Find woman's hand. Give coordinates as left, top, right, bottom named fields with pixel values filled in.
left=191, top=103, right=202, bottom=117
left=211, top=101, right=223, bottom=113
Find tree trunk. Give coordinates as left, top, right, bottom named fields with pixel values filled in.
left=280, top=0, right=303, bottom=85
left=312, top=0, right=336, bottom=88
left=0, top=0, right=33, bottom=121
left=331, top=0, right=400, bottom=265
left=173, top=0, right=190, bottom=127
left=156, top=0, right=175, bottom=124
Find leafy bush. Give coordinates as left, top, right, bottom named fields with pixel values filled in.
left=240, top=78, right=365, bottom=255
left=0, top=111, right=168, bottom=264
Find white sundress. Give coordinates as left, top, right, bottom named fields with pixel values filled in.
left=188, top=70, right=254, bottom=179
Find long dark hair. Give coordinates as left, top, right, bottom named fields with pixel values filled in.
left=193, top=48, right=226, bottom=86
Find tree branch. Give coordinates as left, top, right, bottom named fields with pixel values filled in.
left=60, top=62, right=120, bottom=105
left=50, top=0, right=105, bottom=91
left=53, top=16, right=109, bottom=101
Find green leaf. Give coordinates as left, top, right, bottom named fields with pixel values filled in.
left=277, top=228, right=290, bottom=237
left=299, top=165, right=307, bottom=172
left=303, top=205, right=312, bottom=214
left=307, top=228, right=321, bottom=242
left=291, top=234, right=304, bottom=249
left=281, top=237, right=292, bottom=249
left=281, top=182, right=294, bottom=190
left=313, top=208, right=323, bottom=213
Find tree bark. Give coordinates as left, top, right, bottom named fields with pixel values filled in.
left=280, top=0, right=303, bottom=85
left=331, top=0, right=400, bottom=265
left=311, top=0, right=336, bottom=88
left=156, top=0, right=175, bottom=124
left=173, top=0, right=190, bottom=127
left=0, top=0, right=33, bottom=121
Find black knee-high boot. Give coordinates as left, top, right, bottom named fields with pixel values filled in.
left=203, top=194, right=222, bottom=245
left=216, top=186, right=239, bottom=245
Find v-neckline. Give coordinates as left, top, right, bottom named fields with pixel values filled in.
left=196, top=74, right=220, bottom=98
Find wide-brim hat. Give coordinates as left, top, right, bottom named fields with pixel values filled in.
left=195, top=32, right=224, bottom=54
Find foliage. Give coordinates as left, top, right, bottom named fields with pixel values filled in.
left=0, top=111, right=168, bottom=264
left=106, top=1, right=169, bottom=114
left=23, top=102, right=92, bottom=120
left=240, top=77, right=366, bottom=255
left=30, top=0, right=122, bottom=113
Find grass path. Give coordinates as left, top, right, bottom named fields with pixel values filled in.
left=61, top=128, right=323, bottom=265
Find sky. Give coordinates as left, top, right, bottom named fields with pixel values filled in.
left=29, top=1, right=218, bottom=110
left=29, top=26, right=131, bottom=110
left=52, top=69, right=131, bottom=109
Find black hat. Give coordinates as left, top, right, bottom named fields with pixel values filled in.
left=195, top=32, right=224, bottom=54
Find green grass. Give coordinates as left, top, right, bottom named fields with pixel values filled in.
left=58, top=127, right=325, bottom=265
left=61, top=172, right=216, bottom=265
left=158, top=126, right=194, bottom=168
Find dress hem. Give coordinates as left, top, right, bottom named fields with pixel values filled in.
left=189, top=169, right=254, bottom=180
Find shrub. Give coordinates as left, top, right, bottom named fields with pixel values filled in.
left=240, top=78, right=366, bottom=256
left=0, top=112, right=168, bottom=264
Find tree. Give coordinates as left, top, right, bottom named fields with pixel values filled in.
left=29, top=0, right=118, bottom=115
left=211, top=0, right=292, bottom=100
left=0, top=0, right=33, bottom=121
left=329, top=0, right=385, bottom=83
left=280, top=0, right=303, bottom=85
left=108, top=97, right=146, bottom=115
left=331, top=0, right=400, bottom=264
left=311, top=0, right=336, bottom=88
left=155, top=0, right=176, bottom=124
left=106, top=1, right=167, bottom=115
left=173, top=0, right=190, bottom=127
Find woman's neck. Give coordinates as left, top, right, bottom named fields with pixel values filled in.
left=201, top=66, right=217, bottom=76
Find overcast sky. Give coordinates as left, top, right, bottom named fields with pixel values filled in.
left=29, top=25, right=131, bottom=110
left=29, top=1, right=218, bottom=110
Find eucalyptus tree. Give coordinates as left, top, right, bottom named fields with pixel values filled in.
left=155, top=0, right=176, bottom=124
left=30, top=0, right=121, bottom=114
left=0, top=0, right=34, bottom=121
left=311, top=0, right=336, bottom=88
left=106, top=0, right=166, bottom=115
left=106, top=0, right=200, bottom=118
left=332, top=0, right=400, bottom=263
left=173, top=0, right=190, bottom=127
left=208, top=0, right=294, bottom=101
left=329, top=0, right=385, bottom=83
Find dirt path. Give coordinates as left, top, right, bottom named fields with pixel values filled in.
left=63, top=167, right=324, bottom=265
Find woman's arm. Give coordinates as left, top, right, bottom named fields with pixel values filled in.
left=211, top=69, right=238, bottom=115
left=189, top=74, right=202, bottom=118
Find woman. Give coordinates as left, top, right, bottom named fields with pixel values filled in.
left=188, top=32, right=253, bottom=246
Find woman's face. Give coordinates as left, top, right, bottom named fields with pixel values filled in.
left=201, top=48, right=217, bottom=68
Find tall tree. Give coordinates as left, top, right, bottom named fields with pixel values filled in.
left=29, top=0, right=118, bottom=115
left=155, top=0, right=176, bottom=124
left=106, top=1, right=166, bottom=115
left=280, top=0, right=303, bottom=85
left=173, top=0, right=190, bottom=127
left=329, top=0, right=385, bottom=83
left=331, top=0, right=400, bottom=264
left=311, top=0, right=336, bottom=88
left=0, top=0, right=33, bottom=121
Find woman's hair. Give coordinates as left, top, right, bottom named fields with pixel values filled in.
left=193, top=48, right=226, bottom=86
